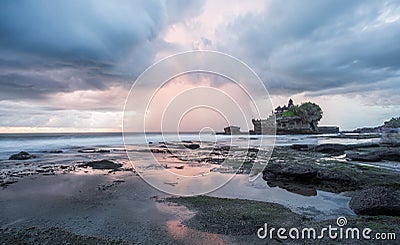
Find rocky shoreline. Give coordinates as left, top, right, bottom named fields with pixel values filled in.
left=3, top=139, right=400, bottom=216
left=1, top=135, right=399, bottom=243
left=166, top=196, right=400, bottom=244
left=264, top=143, right=400, bottom=216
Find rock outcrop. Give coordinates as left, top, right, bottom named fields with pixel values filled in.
left=80, top=160, right=122, bottom=170
left=291, top=143, right=380, bottom=155
left=262, top=162, right=354, bottom=194
left=184, top=143, right=200, bottom=150
left=349, top=186, right=400, bottom=215
left=346, top=148, right=400, bottom=162
left=9, top=151, right=36, bottom=160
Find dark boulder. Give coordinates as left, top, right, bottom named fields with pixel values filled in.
left=263, top=163, right=317, bottom=182
left=349, top=186, right=400, bottom=215
left=263, top=163, right=318, bottom=196
left=290, top=143, right=379, bottom=155
left=314, top=144, right=350, bottom=154
left=184, top=143, right=200, bottom=150
left=316, top=170, right=352, bottom=183
left=280, top=165, right=318, bottom=180
left=47, top=150, right=63, bottom=153
left=381, top=149, right=400, bottom=161
left=263, top=162, right=355, bottom=194
left=346, top=152, right=382, bottom=162
left=9, top=151, right=36, bottom=160
left=292, top=143, right=380, bottom=155
left=80, top=160, right=122, bottom=170
left=150, top=148, right=168, bottom=154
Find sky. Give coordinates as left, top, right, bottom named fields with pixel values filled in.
left=0, top=0, right=399, bottom=132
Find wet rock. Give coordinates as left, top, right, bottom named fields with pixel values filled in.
left=266, top=180, right=317, bottom=196
left=9, top=151, right=36, bottom=160
left=346, top=152, right=381, bottom=162
left=263, top=162, right=354, bottom=194
left=290, top=144, right=310, bottom=151
left=379, top=148, right=400, bottom=161
left=315, top=144, right=350, bottom=154
left=263, top=163, right=317, bottom=182
left=36, top=168, right=51, bottom=173
left=113, top=179, right=125, bottom=183
left=316, top=170, right=352, bottom=183
left=0, top=179, right=18, bottom=187
left=43, top=150, right=63, bottom=153
left=80, top=160, right=122, bottom=170
left=263, top=163, right=319, bottom=195
left=291, top=143, right=380, bottom=155
left=164, top=182, right=178, bottom=186
left=350, top=186, right=400, bottom=215
left=184, top=143, right=200, bottom=150
left=381, top=127, right=400, bottom=146
left=282, top=165, right=318, bottom=179
left=211, top=145, right=230, bottom=154
left=346, top=148, right=400, bottom=162
left=150, top=148, right=168, bottom=154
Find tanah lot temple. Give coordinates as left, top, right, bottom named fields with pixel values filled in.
left=222, top=99, right=339, bottom=135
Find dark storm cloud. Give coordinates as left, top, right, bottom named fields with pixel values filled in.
left=220, top=0, right=400, bottom=98
left=0, top=0, right=165, bottom=61
left=0, top=0, right=206, bottom=100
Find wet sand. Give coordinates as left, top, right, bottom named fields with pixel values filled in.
left=0, top=171, right=247, bottom=244
left=1, top=169, right=399, bottom=244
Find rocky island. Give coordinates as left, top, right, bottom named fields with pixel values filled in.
left=222, top=99, right=339, bottom=135
left=253, top=99, right=339, bottom=134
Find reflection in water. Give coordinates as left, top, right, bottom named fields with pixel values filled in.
left=166, top=220, right=224, bottom=244
left=156, top=200, right=225, bottom=244
left=210, top=175, right=355, bottom=220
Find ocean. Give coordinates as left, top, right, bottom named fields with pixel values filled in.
left=0, top=132, right=380, bottom=160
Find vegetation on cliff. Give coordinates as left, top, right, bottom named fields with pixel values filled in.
left=281, top=102, right=323, bottom=130
left=384, top=117, right=400, bottom=128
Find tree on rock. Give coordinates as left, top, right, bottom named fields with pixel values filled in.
left=293, top=102, right=323, bottom=131
left=384, top=117, right=400, bottom=128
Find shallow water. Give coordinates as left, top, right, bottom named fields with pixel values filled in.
left=0, top=132, right=389, bottom=220
left=211, top=175, right=355, bottom=220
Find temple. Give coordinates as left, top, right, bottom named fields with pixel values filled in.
left=221, top=98, right=339, bottom=135
left=251, top=99, right=339, bottom=135
left=223, top=126, right=241, bottom=135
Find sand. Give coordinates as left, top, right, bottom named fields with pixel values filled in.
left=0, top=171, right=238, bottom=244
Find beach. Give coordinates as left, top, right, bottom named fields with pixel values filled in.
left=1, top=133, right=399, bottom=244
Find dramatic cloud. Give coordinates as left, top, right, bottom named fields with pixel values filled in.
left=0, top=0, right=206, bottom=99
left=0, top=0, right=165, bottom=61
left=219, top=0, right=400, bottom=101
left=0, top=0, right=399, bottom=131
